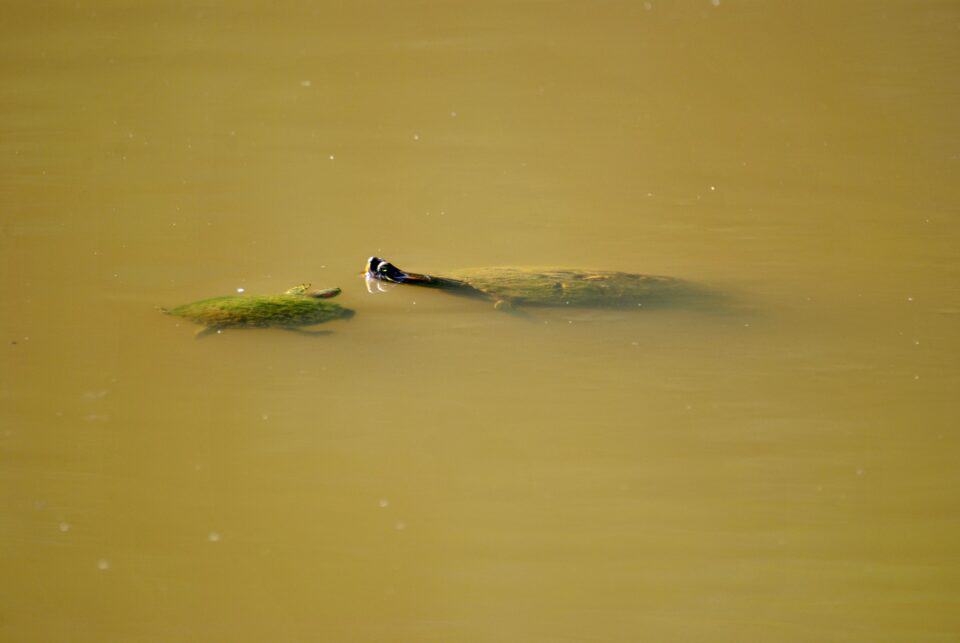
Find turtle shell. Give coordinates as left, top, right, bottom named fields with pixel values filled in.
left=445, top=267, right=694, bottom=308
left=167, top=294, right=352, bottom=328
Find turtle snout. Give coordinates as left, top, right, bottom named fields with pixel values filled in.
left=365, top=256, right=383, bottom=275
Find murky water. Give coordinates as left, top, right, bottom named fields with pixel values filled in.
left=2, top=2, right=959, bottom=640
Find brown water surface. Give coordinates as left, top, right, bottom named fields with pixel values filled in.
left=2, top=1, right=959, bottom=641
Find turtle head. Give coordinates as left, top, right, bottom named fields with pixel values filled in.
left=365, top=256, right=411, bottom=284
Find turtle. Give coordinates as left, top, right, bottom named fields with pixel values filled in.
left=364, top=257, right=707, bottom=311
left=164, top=283, right=354, bottom=337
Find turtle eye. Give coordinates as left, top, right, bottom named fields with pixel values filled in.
left=366, top=257, right=406, bottom=282
left=374, top=260, right=407, bottom=282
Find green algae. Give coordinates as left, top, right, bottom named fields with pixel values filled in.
left=166, top=291, right=353, bottom=331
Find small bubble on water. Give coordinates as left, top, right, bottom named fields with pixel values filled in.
left=208, top=531, right=221, bottom=542
left=856, top=468, right=865, bottom=476
left=236, top=287, right=245, bottom=293
left=97, top=559, right=110, bottom=571
left=914, top=374, right=920, bottom=380
left=300, top=80, right=312, bottom=87
left=378, top=499, right=389, bottom=508
left=394, top=521, right=406, bottom=531
left=413, top=133, right=420, bottom=141
left=329, top=154, right=335, bottom=160
left=59, top=522, right=70, bottom=532
left=451, top=111, right=457, bottom=117
left=261, top=414, right=269, bottom=420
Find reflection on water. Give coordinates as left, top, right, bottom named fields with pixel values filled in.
left=2, top=1, right=959, bottom=641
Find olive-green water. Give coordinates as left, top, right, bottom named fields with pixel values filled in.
left=2, top=2, right=959, bottom=641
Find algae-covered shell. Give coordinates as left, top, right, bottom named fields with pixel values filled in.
left=365, top=257, right=707, bottom=309
left=444, top=267, right=693, bottom=308
left=166, top=284, right=353, bottom=334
